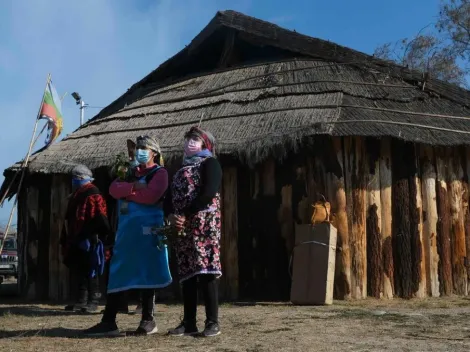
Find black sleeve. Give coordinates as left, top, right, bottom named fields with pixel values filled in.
left=79, top=214, right=111, bottom=242
left=184, top=158, right=222, bottom=217
left=163, top=187, right=174, bottom=217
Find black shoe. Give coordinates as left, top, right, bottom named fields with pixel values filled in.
left=202, top=321, right=221, bottom=337
left=81, top=303, right=99, bottom=313
left=65, top=303, right=86, bottom=311
left=83, top=321, right=120, bottom=337
left=135, top=320, right=158, bottom=335
left=168, top=321, right=198, bottom=336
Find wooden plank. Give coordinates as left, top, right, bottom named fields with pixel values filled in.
left=325, top=137, right=351, bottom=300
left=379, top=138, right=394, bottom=299
left=26, top=186, right=39, bottom=299
left=410, top=146, right=426, bottom=298
left=435, top=148, right=453, bottom=296
left=278, top=185, right=295, bottom=258
left=36, top=175, right=51, bottom=300
left=237, top=166, right=255, bottom=299
left=391, top=140, right=414, bottom=298
left=49, top=175, right=70, bottom=301
left=16, top=186, right=28, bottom=297
left=344, top=137, right=367, bottom=299
left=448, top=152, right=467, bottom=295
left=420, top=146, right=439, bottom=297
left=294, top=165, right=311, bottom=224
left=365, top=138, right=382, bottom=298
left=464, top=146, right=470, bottom=296
left=221, top=167, right=239, bottom=300
left=48, top=177, right=60, bottom=300
left=262, top=159, right=276, bottom=196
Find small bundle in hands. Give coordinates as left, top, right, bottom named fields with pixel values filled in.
left=151, top=220, right=186, bottom=250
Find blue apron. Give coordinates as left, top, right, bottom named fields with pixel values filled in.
left=107, top=169, right=172, bottom=293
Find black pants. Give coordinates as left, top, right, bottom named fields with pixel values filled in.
left=74, top=257, right=100, bottom=305
left=103, top=289, right=155, bottom=322
left=77, top=271, right=100, bottom=304
left=183, top=274, right=219, bottom=324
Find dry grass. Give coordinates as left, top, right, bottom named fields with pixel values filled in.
left=0, top=296, right=470, bottom=352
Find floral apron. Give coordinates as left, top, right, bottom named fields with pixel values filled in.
left=171, top=157, right=222, bottom=283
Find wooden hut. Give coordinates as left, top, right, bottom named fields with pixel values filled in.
left=2, top=10, right=470, bottom=302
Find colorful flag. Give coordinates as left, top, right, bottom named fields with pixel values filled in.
left=38, top=80, right=63, bottom=147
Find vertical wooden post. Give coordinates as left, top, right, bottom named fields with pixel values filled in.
left=448, top=152, right=467, bottom=295
left=365, top=138, right=382, bottom=298
left=379, top=138, right=394, bottom=299
left=278, top=185, right=294, bottom=258
left=420, top=146, right=440, bottom=297
left=391, top=140, right=414, bottom=298
left=464, top=146, right=470, bottom=296
left=48, top=176, right=60, bottom=300
left=26, top=186, right=39, bottom=299
left=49, top=175, right=70, bottom=300
left=262, top=159, right=276, bottom=196
left=17, top=187, right=28, bottom=297
left=435, top=148, right=453, bottom=296
left=221, top=167, right=239, bottom=300
left=344, top=137, right=367, bottom=299
left=410, top=146, right=426, bottom=298
left=326, top=137, right=351, bottom=299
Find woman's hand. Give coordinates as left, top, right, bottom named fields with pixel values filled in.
left=169, top=213, right=186, bottom=231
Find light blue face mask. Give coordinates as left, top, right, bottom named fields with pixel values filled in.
left=72, top=177, right=92, bottom=190
left=136, top=149, right=151, bottom=164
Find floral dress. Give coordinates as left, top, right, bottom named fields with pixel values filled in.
left=171, top=157, right=222, bottom=282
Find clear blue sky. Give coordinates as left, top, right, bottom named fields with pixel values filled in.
left=0, top=0, right=441, bottom=224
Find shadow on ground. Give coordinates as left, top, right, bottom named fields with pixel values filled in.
left=0, top=306, right=98, bottom=318
left=0, top=327, right=85, bottom=339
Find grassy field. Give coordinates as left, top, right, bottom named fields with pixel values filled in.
left=1, top=283, right=470, bottom=351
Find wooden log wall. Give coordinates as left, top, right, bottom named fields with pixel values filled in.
left=435, top=149, right=453, bottom=295
left=49, top=175, right=70, bottom=300
left=220, top=166, right=239, bottom=300
left=379, top=139, right=394, bottom=298
left=17, top=174, right=52, bottom=300
left=448, top=153, right=467, bottom=295
left=344, top=137, right=367, bottom=299
left=365, top=138, right=382, bottom=298
left=285, top=137, right=470, bottom=300
left=464, top=147, right=470, bottom=296
left=325, top=138, right=351, bottom=299
left=420, top=146, right=440, bottom=296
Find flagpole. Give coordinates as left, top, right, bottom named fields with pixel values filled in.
left=0, top=73, right=51, bottom=255
left=32, top=123, right=48, bottom=148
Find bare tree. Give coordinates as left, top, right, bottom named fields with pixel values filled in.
left=437, top=0, right=470, bottom=59
left=374, top=0, right=469, bottom=86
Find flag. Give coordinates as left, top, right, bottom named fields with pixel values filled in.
left=38, top=80, right=63, bottom=147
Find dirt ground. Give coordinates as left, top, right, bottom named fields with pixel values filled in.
left=1, top=282, right=470, bottom=352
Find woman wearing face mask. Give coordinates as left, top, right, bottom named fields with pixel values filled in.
left=166, top=126, right=223, bottom=337
left=84, top=135, right=172, bottom=337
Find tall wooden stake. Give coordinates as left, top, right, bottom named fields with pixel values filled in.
left=0, top=73, right=51, bottom=254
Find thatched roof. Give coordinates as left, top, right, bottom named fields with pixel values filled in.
left=3, top=10, right=470, bottom=182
